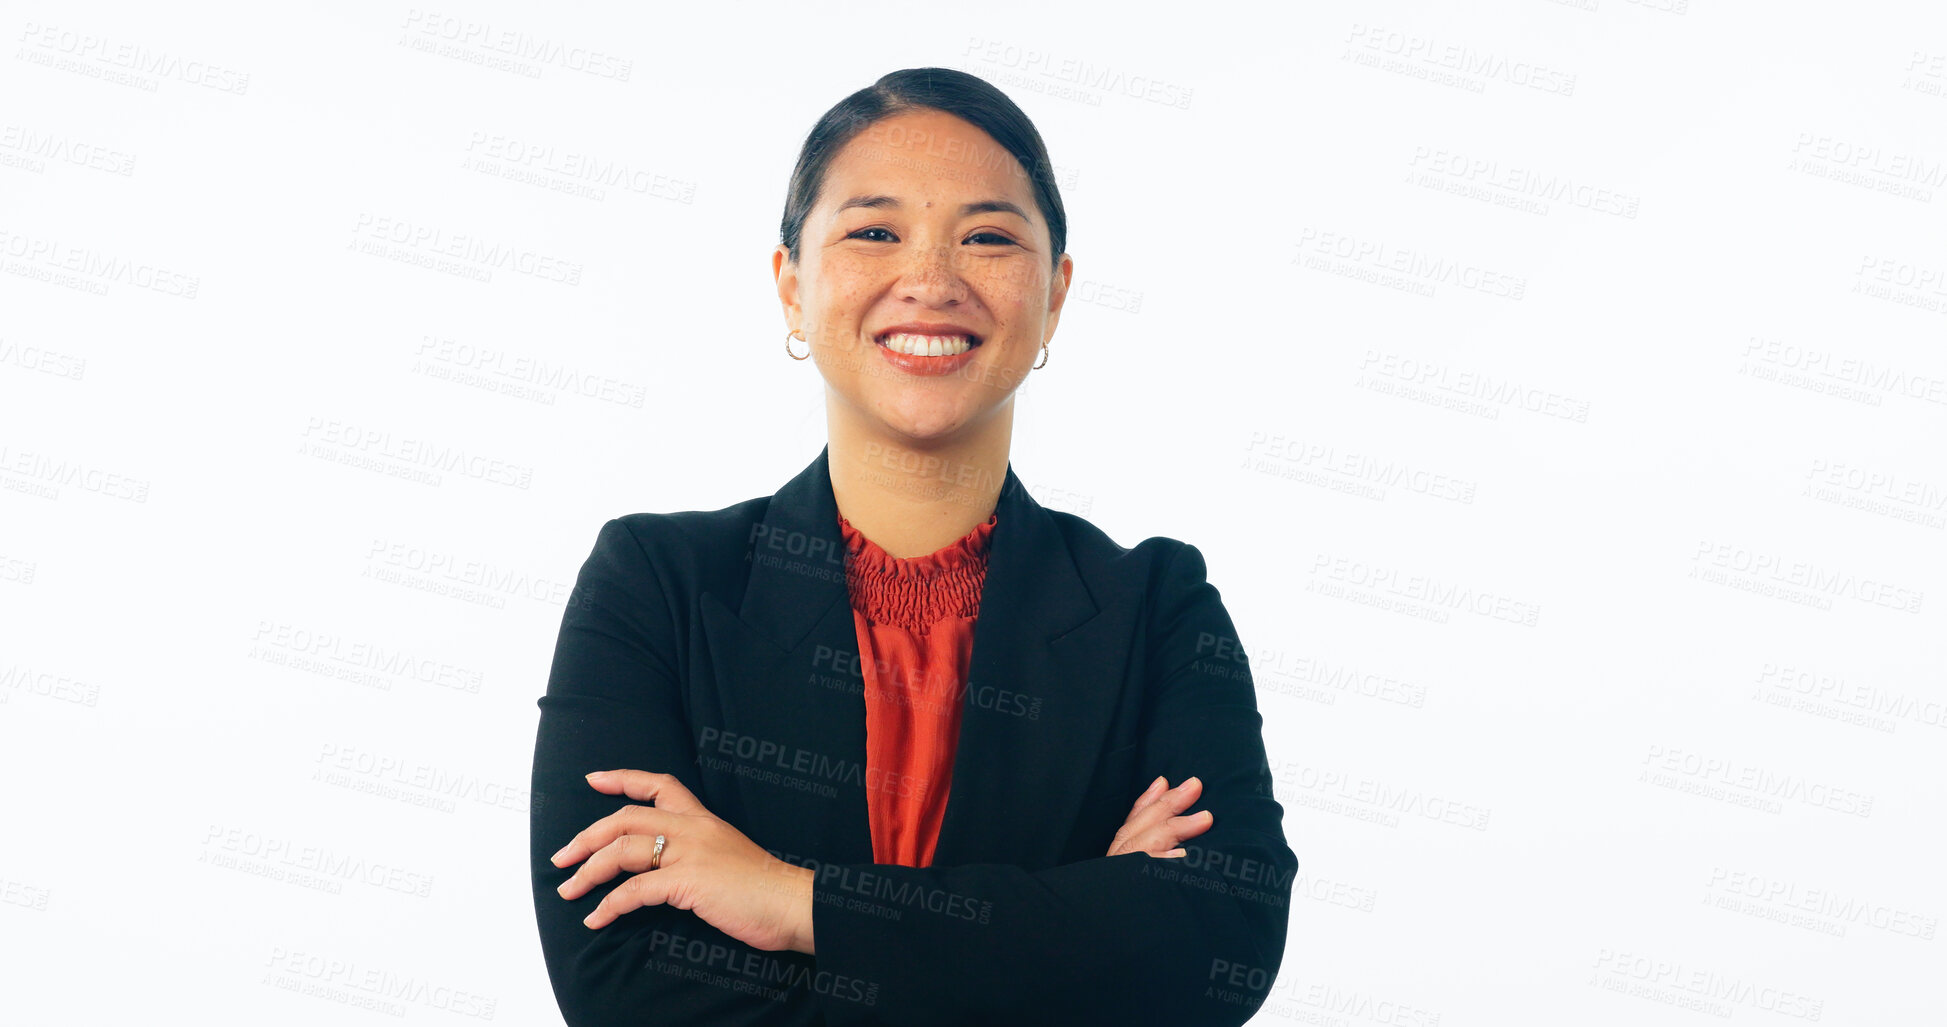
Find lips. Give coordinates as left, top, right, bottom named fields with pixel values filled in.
left=869, top=326, right=985, bottom=376
left=872, top=324, right=984, bottom=358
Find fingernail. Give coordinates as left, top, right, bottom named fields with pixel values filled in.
left=582, top=912, right=597, bottom=927
left=585, top=771, right=603, bottom=780
left=550, top=846, right=571, bottom=865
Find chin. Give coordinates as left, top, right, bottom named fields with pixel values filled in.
left=885, top=418, right=971, bottom=443
left=875, top=403, right=976, bottom=442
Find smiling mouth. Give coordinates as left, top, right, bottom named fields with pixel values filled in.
left=874, top=332, right=983, bottom=357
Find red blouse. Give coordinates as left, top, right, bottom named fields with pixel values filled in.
left=836, top=510, right=998, bottom=868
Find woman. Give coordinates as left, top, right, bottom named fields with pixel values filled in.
left=531, top=67, right=1295, bottom=1026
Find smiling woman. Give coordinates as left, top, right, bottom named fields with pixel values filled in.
left=530, top=67, right=1295, bottom=1026
left=776, top=100, right=1068, bottom=500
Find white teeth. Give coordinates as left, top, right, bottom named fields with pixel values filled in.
left=880, top=332, right=973, bottom=357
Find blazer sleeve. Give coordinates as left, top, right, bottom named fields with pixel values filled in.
left=530, top=518, right=823, bottom=1026
left=808, top=540, right=1297, bottom=1026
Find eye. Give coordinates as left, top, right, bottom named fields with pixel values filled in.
left=966, top=232, right=1017, bottom=246
left=848, top=226, right=897, bottom=242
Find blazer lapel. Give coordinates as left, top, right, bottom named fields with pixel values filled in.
left=699, top=445, right=1122, bottom=871
left=932, top=463, right=1122, bottom=869
left=698, top=446, right=872, bottom=863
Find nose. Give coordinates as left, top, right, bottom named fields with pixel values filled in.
left=895, top=241, right=971, bottom=306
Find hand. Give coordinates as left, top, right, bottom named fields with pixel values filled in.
left=550, top=770, right=817, bottom=954
left=1106, top=775, right=1213, bottom=859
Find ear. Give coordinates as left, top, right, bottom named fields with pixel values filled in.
left=773, top=244, right=800, bottom=330
left=1041, top=253, right=1074, bottom=344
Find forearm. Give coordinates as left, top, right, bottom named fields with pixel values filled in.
left=807, top=827, right=1293, bottom=1027
left=533, top=692, right=829, bottom=1024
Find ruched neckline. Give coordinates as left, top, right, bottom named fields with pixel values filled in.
left=837, top=512, right=997, bottom=634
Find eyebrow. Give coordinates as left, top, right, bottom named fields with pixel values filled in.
left=833, top=195, right=1033, bottom=221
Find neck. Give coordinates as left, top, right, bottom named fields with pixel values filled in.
left=825, top=395, right=1012, bottom=560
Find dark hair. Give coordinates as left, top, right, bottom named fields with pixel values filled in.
left=779, top=67, right=1067, bottom=270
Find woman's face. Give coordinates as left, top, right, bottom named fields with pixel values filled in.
left=775, top=108, right=1072, bottom=443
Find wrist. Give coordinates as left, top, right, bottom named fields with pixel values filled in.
left=789, top=863, right=817, bottom=955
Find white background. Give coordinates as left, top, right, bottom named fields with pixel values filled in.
left=2, top=1, right=1943, bottom=1023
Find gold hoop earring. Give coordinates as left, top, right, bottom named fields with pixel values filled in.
left=1033, top=340, right=1049, bottom=370
left=785, top=328, right=809, bottom=361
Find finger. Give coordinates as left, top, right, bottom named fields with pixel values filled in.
left=585, top=868, right=684, bottom=929
left=1133, top=811, right=1214, bottom=856
left=1152, top=776, right=1202, bottom=815
left=1119, top=776, right=1203, bottom=840
left=559, top=830, right=677, bottom=901
left=1115, top=829, right=1183, bottom=859
left=585, top=770, right=708, bottom=816
left=1153, top=776, right=1202, bottom=821
left=1171, top=809, right=1215, bottom=839
left=549, top=803, right=669, bottom=869
left=1121, top=810, right=1207, bottom=861
left=1128, top=776, right=1167, bottom=815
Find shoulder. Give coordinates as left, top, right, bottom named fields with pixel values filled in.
left=602, top=495, right=768, bottom=562
left=1048, top=511, right=1248, bottom=705
left=572, top=494, right=771, bottom=604
left=1042, top=506, right=1218, bottom=603
left=1044, top=509, right=1240, bottom=683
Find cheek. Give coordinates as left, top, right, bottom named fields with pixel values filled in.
left=811, top=260, right=879, bottom=323
left=982, top=287, right=1046, bottom=344
left=980, top=265, right=1048, bottom=314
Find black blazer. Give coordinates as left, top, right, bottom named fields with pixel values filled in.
left=530, top=446, right=1295, bottom=1026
